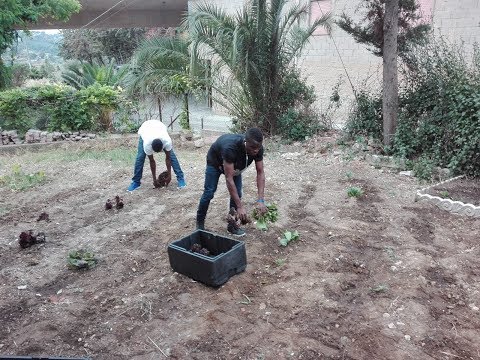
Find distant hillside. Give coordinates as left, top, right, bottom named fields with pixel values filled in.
left=4, top=31, right=63, bottom=65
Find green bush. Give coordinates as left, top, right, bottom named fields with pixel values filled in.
left=0, top=88, right=34, bottom=133
left=345, top=90, right=382, bottom=140
left=276, top=69, right=321, bottom=141
left=37, top=84, right=92, bottom=131
left=395, top=39, right=480, bottom=177
left=345, top=38, right=480, bottom=177
left=0, top=84, right=123, bottom=134
left=0, top=63, right=12, bottom=89
left=277, top=108, right=320, bottom=141
left=408, top=156, right=436, bottom=182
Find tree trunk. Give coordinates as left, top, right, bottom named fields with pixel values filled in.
left=382, top=0, right=399, bottom=146
left=184, top=93, right=190, bottom=129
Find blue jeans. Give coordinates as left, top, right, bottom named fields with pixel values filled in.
left=131, top=137, right=184, bottom=184
left=196, top=165, right=242, bottom=223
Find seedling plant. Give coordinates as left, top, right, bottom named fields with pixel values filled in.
left=347, top=186, right=364, bottom=198
left=279, top=230, right=299, bottom=247
left=252, top=203, right=278, bottom=231
left=67, top=249, right=97, bottom=270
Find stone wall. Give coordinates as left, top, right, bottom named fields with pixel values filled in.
left=0, top=129, right=96, bottom=146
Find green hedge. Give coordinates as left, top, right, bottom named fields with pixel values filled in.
left=0, top=83, right=122, bottom=135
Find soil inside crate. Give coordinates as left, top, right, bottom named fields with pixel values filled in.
left=426, top=178, right=480, bottom=206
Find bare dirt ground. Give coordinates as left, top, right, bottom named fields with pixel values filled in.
left=0, top=135, right=479, bottom=360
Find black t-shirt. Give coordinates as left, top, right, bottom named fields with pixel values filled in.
left=207, top=134, right=264, bottom=172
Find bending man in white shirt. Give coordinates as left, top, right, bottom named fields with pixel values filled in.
left=127, top=120, right=186, bottom=192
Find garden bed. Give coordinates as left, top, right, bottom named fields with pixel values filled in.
left=0, top=139, right=479, bottom=359
left=416, top=176, right=480, bottom=218
left=425, top=177, right=480, bottom=206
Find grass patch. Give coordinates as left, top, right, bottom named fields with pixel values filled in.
left=31, top=148, right=136, bottom=165
left=0, top=164, right=46, bottom=191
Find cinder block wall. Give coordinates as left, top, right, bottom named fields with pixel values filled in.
left=188, top=0, right=480, bottom=127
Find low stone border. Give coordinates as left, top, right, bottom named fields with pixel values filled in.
left=415, top=175, right=480, bottom=218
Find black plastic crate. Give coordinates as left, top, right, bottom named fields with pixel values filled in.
left=167, top=229, right=247, bottom=287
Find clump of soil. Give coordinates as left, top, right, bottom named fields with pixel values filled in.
left=226, top=207, right=250, bottom=230
left=19, top=230, right=46, bottom=249
left=36, top=212, right=50, bottom=222
left=190, top=243, right=211, bottom=256
left=115, top=195, right=124, bottom=209
left=105, top=196, right=124, bottom=210
left=157, top=171, right=169, bottom=188
left=105, top=199, right=113, bottom=210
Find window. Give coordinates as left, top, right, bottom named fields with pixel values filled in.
left=310, top=0, right=332, bottom=36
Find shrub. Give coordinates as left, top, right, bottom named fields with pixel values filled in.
left=277, top=108, right=320, bottom=142
left=395, top=39, right=480, bottom=177
left=345, top=38, right=480, bottom=177
left=0, top=83, right=123, bottom=134
left=37, top=84, right=92, bottom=131
left=409, top=156, right=436, bottom=182
left=345, top=90, right=382, bottom=140
left=276, top=69, right=322, bottom=141
left=0, top=88, right=34, bottom=134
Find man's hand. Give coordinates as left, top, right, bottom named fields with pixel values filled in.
left=153, top=179, right=161, bottom=188
left=255, top=202, right=268, bottom=215
left=236, top=205, right=248, bottom=223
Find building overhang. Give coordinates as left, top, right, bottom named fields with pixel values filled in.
left=30, top=0, right=188, bottom=29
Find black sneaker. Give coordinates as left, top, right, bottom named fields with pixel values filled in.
left=227, top=224, right=246, bottom=237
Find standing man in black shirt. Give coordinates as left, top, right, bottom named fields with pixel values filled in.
left=196, top=128, right=267, bottom=236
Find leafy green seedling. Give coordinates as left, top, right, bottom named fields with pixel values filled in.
left=371, top=284, right=389, bottom=293
left=238, top=294, right=252, bottom=305
left=384, top=246, right=397, bottom=261
left=67, top=249, right=97, bottom=270
left=344, top=171, right=354, bottom=181
left=275, top=258, right=286, bottom=266
left=279, top=230, right=299, bottom=247
left=347, top=186, right=364, bottom=198
left=252, top=203, right=278, bottom=231
left=439, top=191, right=449, bottom=198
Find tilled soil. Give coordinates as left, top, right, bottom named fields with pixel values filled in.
left=0, top=136, right=479, bottom=360
left=426, top=178, right=480, bottom=206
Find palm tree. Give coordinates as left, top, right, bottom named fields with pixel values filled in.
left=62, top=58, right=127, bottom=90
left=123, top=36, right=205, bottom=129
left=187, top=0, right=330, bottom=133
